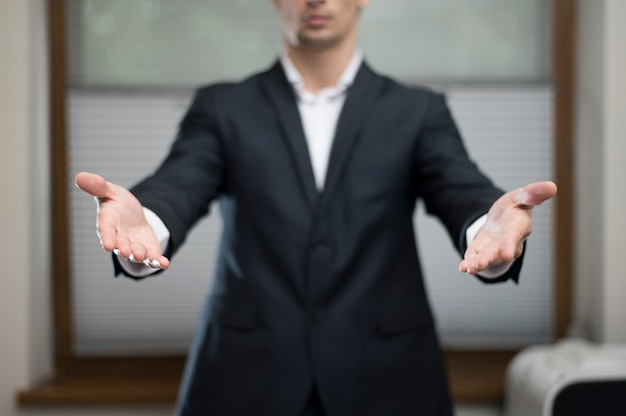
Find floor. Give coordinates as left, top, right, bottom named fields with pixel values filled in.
left=456, top=404, right=503, bottom=416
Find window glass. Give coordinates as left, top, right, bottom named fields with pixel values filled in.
left=68, top=0, right=551, bottom=88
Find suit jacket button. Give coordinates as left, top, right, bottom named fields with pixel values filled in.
left=312, top=242, right=329, bottom=255
left=311, top=308, right=325, bottom=323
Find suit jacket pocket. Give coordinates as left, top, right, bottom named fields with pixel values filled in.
left=377, top=297, right=434, bottom=335
left=213, top=297, right=258, bottom=331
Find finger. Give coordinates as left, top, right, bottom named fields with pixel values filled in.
left=145, top=247, right=170, bottom=270
left=497, top=242, right=517, bottom=263
left=115, top=234, right=133, bottom=259
left=157, top=256, right=170, bottom=269
left=514, top=181, right=557, bottom=207
left=460, top=248, right=478, bottom=274
left=460, top=249, right=489, bottom=274
left=130, top=242, right=148, bottom=262
left=472, top=251, right=500, bottom=274
left=130, top=242, right=167, bottom=267
left=459, top=257, right=488, bottom=275
left=499, top=217, right=531, bottom=258
left=459, top=259, right=477, bottom=274
left=458, top=259, right=470, bottom=274
left=97, top=215, right=119, bottom=252
left=75, top=172, right=112, bottom=199
left=462, top=236, right=512, bottom=274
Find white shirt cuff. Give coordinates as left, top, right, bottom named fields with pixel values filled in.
left=466, top=214, right=514, bottom=278
left=116, top=207, right=170, bottom=277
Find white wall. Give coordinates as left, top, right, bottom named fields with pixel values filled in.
left=0, top=1, right=174, bottom=415
left=0, top=0, right=33, bottom=413
left=600, top=0, right=626, bottom=343
left=574, top=0, right=626, bottom=343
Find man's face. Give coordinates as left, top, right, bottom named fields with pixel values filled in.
left=272, top=0, right=370, bottom=49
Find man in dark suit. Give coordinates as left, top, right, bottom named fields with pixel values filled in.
left=76, top=0, right=557, bottom=414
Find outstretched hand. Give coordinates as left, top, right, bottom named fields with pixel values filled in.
left=459, top=181, right=557, bottom=275
left=75, top=172, right=170, bottom=270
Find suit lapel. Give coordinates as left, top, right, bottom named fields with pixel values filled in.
left=320, top=63, right=386, bottom=211
left=261, top=61, right=318, bottom=208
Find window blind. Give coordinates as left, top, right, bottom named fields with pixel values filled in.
left=420, top=87, right=554, bottom=348
left=68, top=86, right=554, bottom=355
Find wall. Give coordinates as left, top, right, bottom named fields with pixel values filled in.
left=600, top=0, right=626, bottom=343
left=574, top=0, right=626, bottom=343
left=0, top=0, right=33, bottom=414
left=0, top=0, right=174, bottom=415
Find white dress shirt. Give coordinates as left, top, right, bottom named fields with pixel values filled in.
left=118, top=51, right=511, bottom=278
left=280, top=50, right=362, bottom=190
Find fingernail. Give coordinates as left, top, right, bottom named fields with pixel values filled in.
left=142, top=258, right=162, bottom=269
left=515, top=189, right=530, bottom=205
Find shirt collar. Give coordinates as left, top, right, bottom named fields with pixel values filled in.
left=280, top=50, right=363, bottom=101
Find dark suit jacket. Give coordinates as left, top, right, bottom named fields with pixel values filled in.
left=121, top=61, right=522, bottom=416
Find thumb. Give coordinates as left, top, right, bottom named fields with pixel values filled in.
left=75, top=172, right=112, bottom=199
left=514, top=181, right=557, bottom=207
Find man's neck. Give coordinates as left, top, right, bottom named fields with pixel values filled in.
left=285, top=40, right=357, bottom=94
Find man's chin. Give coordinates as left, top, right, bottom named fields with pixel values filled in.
left=296, top=33, right=342, bottom=50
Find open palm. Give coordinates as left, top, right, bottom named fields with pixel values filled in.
left=459, top=181, right=557, bottom=275
left=75, top=172, right=170, bottom=269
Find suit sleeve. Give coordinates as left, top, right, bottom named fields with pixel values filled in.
left=414, top=91, right=522, bottom=284
left=124, top=87, right=227, bottom=266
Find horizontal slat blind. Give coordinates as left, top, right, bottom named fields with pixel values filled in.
left=68, top=86, right=554, bottom=355
left=419, top=87, right=554, bottom=348
left=68, top=91, right=217, bottom=355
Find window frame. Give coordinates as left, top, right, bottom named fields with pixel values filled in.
left=17, top=0, right=575, bottom=405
